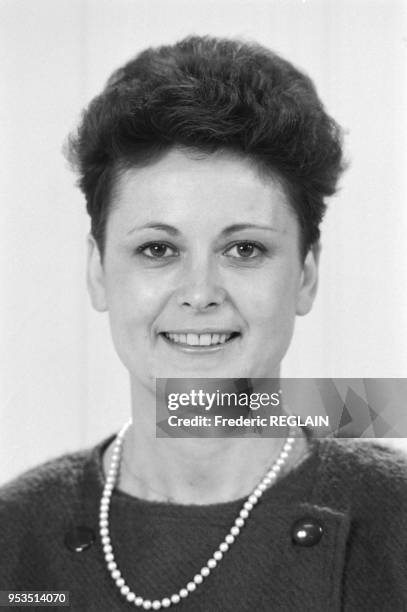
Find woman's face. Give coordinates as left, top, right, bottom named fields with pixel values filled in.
left=87, top=148, right=318, bottom=388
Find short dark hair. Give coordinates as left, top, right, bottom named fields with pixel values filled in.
left=67, top=35, right=345, bottom=259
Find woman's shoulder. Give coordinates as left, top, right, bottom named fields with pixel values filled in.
left=0, top=435, right=115, bottom=585
left=317, top=437, right=407, bottom=477
left=0, top=435, right=112, bottom=515
left=0, top=450, right=85, bottom=522
left=312, top=437, right=407, bottom=513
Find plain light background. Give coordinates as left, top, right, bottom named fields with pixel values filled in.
left=1, top=0, right=406, bottom=485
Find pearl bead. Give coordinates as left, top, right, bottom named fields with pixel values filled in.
left=111, top=569, right=121, bottom=580
left=100, top=519, right=108, bottom=528
left=231, top=526, right=240, bottom=536
left=121, top=585, right=130, bottom=596
left=243, top=501, right=253, bottom=511
left=179, top=588, right=188, bottom=598
left=171, top=594, right=180, bottom=604
left=142, top=600, right=152, bottom=610
left=186, top=582, right=196, bottom=592
left=135, top=596, right=143, bottom=606
left=258, top=482, right=267, bottom=491
left=207, top=558, right=217, bottom=569
left=276, top=458, right=285, bottom=466
left=152, top=600, right=161, bottom=609
left=116, top=577, right=125, bottom=588
left=194, top=574, right=203, bottom=584
left=248, top=494, right=258, bottom=505
left=225, top=534, right=235, bottom=544
left=101, top=536, right=110, bottom=546
left=254, top=488, right=263, bottom=498
left=219, top=542, right=229, bottom=552
left=103, top=544, right=112, bottom=554
left=162, top=598, right=171, bottom=608
left=213, top=551, right=223, bottom=561
left=126, top=591, right=135, bottom=602
left=201, top=567, right=210, bottom=577
left=235, top=517, right=244, bottom=528
left=105, top=552, right=114, bottom=562
left=240, top=509, right=249, bottom=519
left=272, top=464, right=281, bottom=473
left=100, top=527, right=109, bottom=537
left=107, top=561, right=117, bottom=571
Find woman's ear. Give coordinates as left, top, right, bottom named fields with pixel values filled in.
left=296, top=242, right=320, bottom=316
left=86, top=234, right=107, bottom=312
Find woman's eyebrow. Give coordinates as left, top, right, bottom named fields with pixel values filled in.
left=127, top=223, right=180, bottom=236
left=220, top=223, right=279, bottom=235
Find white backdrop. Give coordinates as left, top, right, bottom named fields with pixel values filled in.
left=1, top=0, right=407, bottom=485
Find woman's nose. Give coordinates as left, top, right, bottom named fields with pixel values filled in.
left=175, top=257, right=227, bottom=311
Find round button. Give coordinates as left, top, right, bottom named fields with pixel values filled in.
left=291, top=518, right=324, bottom=547
left=64, top=526, right=96, bottom=552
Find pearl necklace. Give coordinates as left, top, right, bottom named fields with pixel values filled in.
left=100, top=420, right=295, bottom=609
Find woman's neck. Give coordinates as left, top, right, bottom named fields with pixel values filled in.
left=102, top=379, right=308, bottom=505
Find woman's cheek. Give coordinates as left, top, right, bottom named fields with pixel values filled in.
left=116, top=266, right=170, bottom=304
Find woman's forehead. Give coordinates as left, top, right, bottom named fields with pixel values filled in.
left=108, top=148, right=297, bottom=234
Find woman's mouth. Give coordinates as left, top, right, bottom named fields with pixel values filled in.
left=160, top=331, right=240, bottom=349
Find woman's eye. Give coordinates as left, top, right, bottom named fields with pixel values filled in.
left=224, top=242, right=265, bottom=259
left=138, top=243, right=178, bottom=258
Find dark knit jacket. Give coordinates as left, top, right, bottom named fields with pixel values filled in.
left=1, top=435, right=407, bottom=612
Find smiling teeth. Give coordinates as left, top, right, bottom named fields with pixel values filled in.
left=165, top=332, right=233, bottom=346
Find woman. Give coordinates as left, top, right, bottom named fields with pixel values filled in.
left=1, top=36, right=406, bottom=611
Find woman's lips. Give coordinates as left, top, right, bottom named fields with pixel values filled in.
left=160, top=331, right=240, bottom=350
